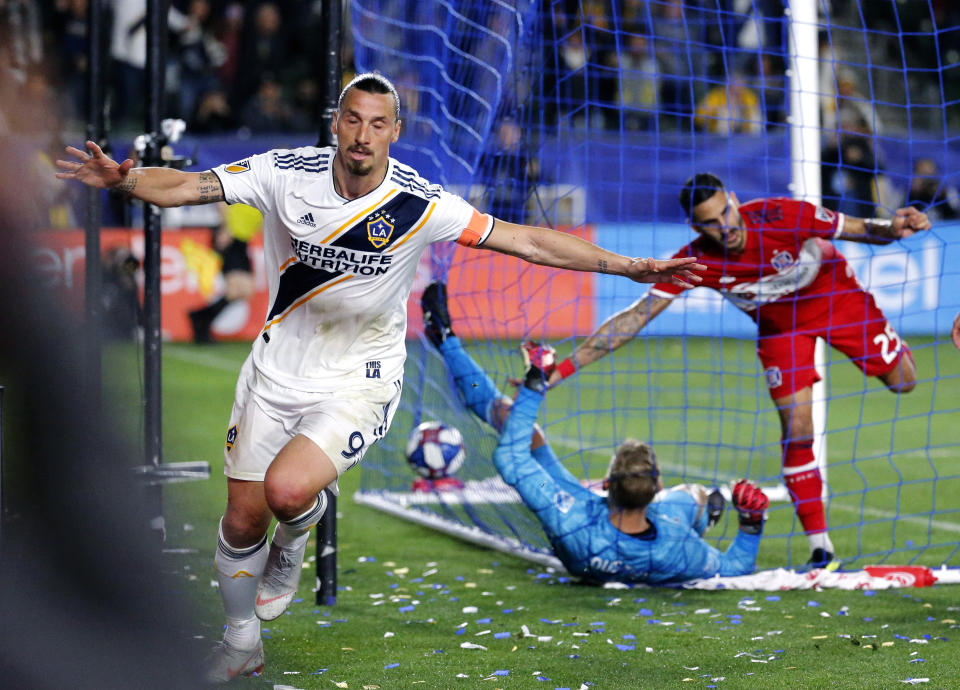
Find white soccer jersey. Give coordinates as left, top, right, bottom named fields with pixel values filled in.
left=212, top=146, right=493, bottom=392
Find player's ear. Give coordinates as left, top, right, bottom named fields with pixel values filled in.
left=330, top=111, right=339, bottom=137
left=392, top=119, right=401, bottom=142
left=729, top=190, right=739, bottom=206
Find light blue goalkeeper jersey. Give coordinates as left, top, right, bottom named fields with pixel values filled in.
left=438, top=336, right=760, bottom=585
left=494, top=387, right=761, bottom=584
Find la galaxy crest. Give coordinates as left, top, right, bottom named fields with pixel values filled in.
left=225, top=424, right=238, bottom=452
left=366, top=211, right=395, bottom=249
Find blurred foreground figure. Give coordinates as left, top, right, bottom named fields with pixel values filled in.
left=0, top=70, right=202, bottom=690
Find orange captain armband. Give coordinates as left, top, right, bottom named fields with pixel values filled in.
left=556, top=357, right=577, bottom=380
left=456, top=210, right=494, bottom=247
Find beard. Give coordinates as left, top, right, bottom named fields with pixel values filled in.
left=344, top=156, right=374, bottom=176
left=342, top=145, right=376, bottom=176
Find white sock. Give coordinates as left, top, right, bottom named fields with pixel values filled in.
left=214, top=519, right=268, bottom=649
left=223, top=615, right=261, bottom=651
left=274, top=491, right=327, bottom=552
left=808, top=531, right=834, bottom=554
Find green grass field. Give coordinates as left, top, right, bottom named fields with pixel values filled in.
left=106, top=337, right=960, bottom=688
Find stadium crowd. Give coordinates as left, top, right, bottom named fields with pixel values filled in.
left=19, top=1, right=952, bottom=139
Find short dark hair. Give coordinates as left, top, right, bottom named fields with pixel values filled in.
left=679, top=172, right=725, bottom=217
left=607, top=439, right=659, bottom=510
left=338, top=72, right=401, bottom=121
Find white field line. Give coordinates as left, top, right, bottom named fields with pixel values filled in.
left=826, top=501, right=960, bottom=534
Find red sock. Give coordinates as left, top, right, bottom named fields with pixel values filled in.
left=782, top=440, right=826, bottom=534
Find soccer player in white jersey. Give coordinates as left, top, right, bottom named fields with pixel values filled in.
left=57, top=73, right=705, bottom=682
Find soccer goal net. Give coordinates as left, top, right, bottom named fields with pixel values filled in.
left=353, top=0, right=960, bottom=572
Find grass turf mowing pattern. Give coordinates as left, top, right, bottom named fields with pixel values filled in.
left=120, top=339, right=960, bottom=688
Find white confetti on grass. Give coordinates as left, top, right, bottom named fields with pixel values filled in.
left=460, top=642, right=487, bottom=650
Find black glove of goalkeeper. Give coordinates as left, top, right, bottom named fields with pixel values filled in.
left=521, top=341, right=557, bottom=393
left=731, top=479, right=768, bottom=535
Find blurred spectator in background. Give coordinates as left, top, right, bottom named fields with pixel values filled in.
left=905, top=158, right=960, bottom=222
left=695, top=71, right=763, bottom=135
left=754, top=53, right=786, bottom=130
left=173, top=0, right=225, bottom=124
left=240, top=76, right=306, bottom=132
left=108, top=0, right=187, bottom=130
left=820, top=62, right=881, bottom=137
left=581, top=0, right=619, bottom=129
left=556, top=29, right=589, bottom=127
left=210, top=2, right=244, bottom=95
left=653, top=0, right=697, bottom=131
left=188, top=203, right=261, bottom=343
left=821, top=123, right=884, bottom=219
left=618, top=29, right=658, bottom=131
left=292, top=74, right=319, bottom=127
left=191, top=87, right=237, bottom=134
left=234, top=2, right=288, bottom=116
left=481, top=118, right=539, bottom=224
left=48, top=0, right=89, bottom=124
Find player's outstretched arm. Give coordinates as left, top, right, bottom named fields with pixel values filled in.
left=482, top=220, right=705, bottom=287
left=952, top=311, right=960, bottom=350
left=546, top=292, right=673, bottom=385
left=56, top=140, right=224, bottom=208
left=839, top=206, right=931, bottom=244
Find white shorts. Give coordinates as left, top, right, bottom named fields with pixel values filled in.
left=223, top=356, right=402, bottom=487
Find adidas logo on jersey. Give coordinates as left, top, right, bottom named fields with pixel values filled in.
left=297, top=212, right=316, bottom=228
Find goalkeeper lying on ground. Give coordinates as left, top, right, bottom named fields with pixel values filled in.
left=422, top=282, right=768, bottom=584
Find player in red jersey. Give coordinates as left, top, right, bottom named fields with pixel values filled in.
left=547, top=172, right=931, bottom=568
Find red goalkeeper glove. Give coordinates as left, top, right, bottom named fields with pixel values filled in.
left=521, top=341, right=556, bottom=392
left=732, top=479, right=768, bottom=535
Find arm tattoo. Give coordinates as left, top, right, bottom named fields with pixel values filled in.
left=598, top=259, right=609, bottom=274
left=197, top=172, right=224, bottom=203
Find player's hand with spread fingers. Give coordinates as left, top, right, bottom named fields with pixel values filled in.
left=627, top=256, right=706, bottom=288
left=731, top=479, right=768, bottom=535
left=56, top=140, right=135, bottom=190
left=892, top=206, right=931, bottom=238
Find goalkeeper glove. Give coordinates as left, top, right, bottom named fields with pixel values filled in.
left=521, top=341, right=556, bottom=392
left=705, top=488, right=726, bottom=530
left=731, top=479, right=768, bottom=535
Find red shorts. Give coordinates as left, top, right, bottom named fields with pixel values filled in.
left=756, top=290, right=909, bottom=400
